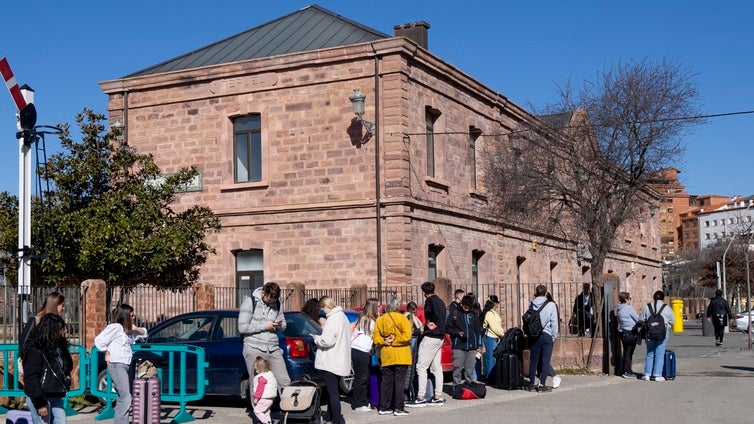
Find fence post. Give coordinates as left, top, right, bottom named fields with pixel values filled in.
left=286, top=282, right=305, bottom=311
left=194, top=282, right=215, bottom=310
left=80, top=279, right=107, bottom=350
left=350, top=284, right=367, bottom=309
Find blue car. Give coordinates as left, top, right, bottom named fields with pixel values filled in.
left=96, top=309, right=323, bottom=401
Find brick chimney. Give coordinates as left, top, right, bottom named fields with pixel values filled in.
left=394, top=21, right=430, bottom=49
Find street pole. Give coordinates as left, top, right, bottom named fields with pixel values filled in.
left=17, top=86, right=34, bottom=338
left=746, top=230, right=754, bottom=350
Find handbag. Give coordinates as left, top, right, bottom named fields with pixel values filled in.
left=41, top=354, right=70, bottom=394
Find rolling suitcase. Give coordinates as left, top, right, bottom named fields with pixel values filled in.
left=494, top=352, right=523, bottom=390
left=6, top=409, right=33, bottom=424
left=662, top=350, right=676, bottom=380
left=132, top=376, right=162, bottom=424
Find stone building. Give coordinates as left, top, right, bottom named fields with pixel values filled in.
left=99, top=5, right=661, bottom=321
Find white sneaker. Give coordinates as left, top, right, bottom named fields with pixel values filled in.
left=641, top=375, right=650, bottom=381
left=355, top=406, right=372, bottom=412
left=551, top=375, right=561, bottom=389
left=653, top=376, right=665, bottom=382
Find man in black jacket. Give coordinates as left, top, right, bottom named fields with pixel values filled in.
left=446, top=295, right=483, bottom=388
left=706, top=289, right=732, bottom=346
left=572, top=283, right=595, bottom=336
left=406, top=282, right=447, bottom=407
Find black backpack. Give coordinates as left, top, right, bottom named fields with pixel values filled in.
left=522, top=300, right=550, bottom=338
left=645, top=303, right=667, bottom=340
left=493, top=327, right=524, bottom=359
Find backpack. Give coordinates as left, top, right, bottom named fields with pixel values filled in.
left=522, top=300, right=550, bottom=338
left=645, top=303, right=667, bottom=341
left=493, top=327, right=524, bottom=359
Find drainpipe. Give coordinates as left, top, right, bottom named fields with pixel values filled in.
left=374, top=56, right=382, bottom=301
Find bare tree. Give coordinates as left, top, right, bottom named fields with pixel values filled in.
left=484, top=58, right=703, bottom=304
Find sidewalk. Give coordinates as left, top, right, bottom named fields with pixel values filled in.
left=66, top=322, right=754, bottom=423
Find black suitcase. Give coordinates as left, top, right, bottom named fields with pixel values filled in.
left=493, top=352, right=523, bottom=390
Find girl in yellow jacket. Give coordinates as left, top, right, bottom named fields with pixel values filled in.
left=373, top=296, right=413, bottom=416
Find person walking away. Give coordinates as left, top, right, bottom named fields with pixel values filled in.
left=94, top=304, right=148, bottom=424
left=373, top=297, right=413, bottom=416
left=525, top=285, right=559, bottom=392
left=481, top=295, right=504, bottom=381
left=22, top=313, right=73, bottom=424
left=403, top=301, right=424, bottom=401
left=238, top=282, right=291, bottom=389
left=706, top=289, right=732, bottom=346
left=639, top=290, right=675, bottom=381
left=311, top=297, right=351, bottom=424
left=251, top=356, right=278, bottom=424
left=572, top=283, right=595, bottom=336
left=406, top=282, right=447, bottom=407
left=617, top=292, right=640, bottom=378
left=350, top=298, right=379, bottom=412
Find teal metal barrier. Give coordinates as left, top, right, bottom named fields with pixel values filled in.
left=0, top=343, right=88, bottom=415
left=89, top=344, right=208, bottom=423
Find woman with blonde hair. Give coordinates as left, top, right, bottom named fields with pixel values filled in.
left=373, top=297, right=412, bottom=416
left=312, top=296, right=351, bottom=424
left=350, top=298, right=379, bottom=412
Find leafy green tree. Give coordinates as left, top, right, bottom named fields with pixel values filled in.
left=0, top=192, right=18, bottom=284
left=30, top=109, right=221, bottom=287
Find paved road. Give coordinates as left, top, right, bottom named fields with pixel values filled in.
left=68, top=322, right=754, bottom=423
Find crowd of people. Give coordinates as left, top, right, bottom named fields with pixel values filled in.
left=15, top=281, right=719, bottom=423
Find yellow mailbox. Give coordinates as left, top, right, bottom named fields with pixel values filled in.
left=671, top=299, right=684, bottom=333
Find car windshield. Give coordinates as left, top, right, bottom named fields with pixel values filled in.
left=284, top=312, right=322, bottom=337
left=149, top=315, right=215, bottom=342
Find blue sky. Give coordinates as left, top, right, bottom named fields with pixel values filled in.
left=1, top=1, right=752, bottom=197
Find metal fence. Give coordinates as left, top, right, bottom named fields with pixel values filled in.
left=0, top=285, right=82, bottom=344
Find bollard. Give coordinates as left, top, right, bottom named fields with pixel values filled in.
left=671, top=299, right=684, bottom=333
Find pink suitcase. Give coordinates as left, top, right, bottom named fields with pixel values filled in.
left=6, top=409, right=33, bottom=424
left=132, top=376, right=161, bottom=424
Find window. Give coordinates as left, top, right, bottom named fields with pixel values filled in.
left=704, top=221, right=709, bottom=227
left=705, top=234, right=710, bottom=240
left=425, top=107, right=441, bottom=177
left=428, top=244, right=443, bottom=282
left=667, top=207, right=674, bottom=213
left=712, top=220, right=718, bottom=226
left=234, top=115, right=262, bottom=183
left=469, top=126, right=482, bottom=190
left=236, top=249, right=264, bottom=306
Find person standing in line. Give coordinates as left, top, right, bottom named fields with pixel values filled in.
left=526, top=285, right=559, bottom=393
left=706, top=289, right=732, bottom=346
left=22, top=313, right=73, bottom=424
left=617, top=292, right=640, bottom=378
left=446, top=295, right=483, bottom=388
left=572, top=283, right=595, bottom=336
left=350, top=298, right=379, bottom=412
left=94, top=304, right=148, bottom=424
left=251, top=356, right=278, bottom=424
left=238, top=282, right=291, bottom=389
left=481, top=295, right=504, bottom=381
left=447, top=289, right=465, bottom=321
left=373, top=296, right=413, bottom=417
left=311, top=296, right=351, bottom=424
left=406, top=282, right=446, bottom=407
left=639, top=290, right=675, bottom=381
left=403, top=300, right=424, bottom=401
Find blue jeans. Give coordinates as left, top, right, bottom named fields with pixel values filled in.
left=26, top=396, right=66, bottom=424
left=644, top=328, right=670, bottom=377
left=528, top=333, right=554, bottom=386
left=484, top=335, right=499, bottom=378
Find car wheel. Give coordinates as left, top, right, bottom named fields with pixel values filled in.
left=339, top=367, right=354, bottom=394
left=96, top=369, right=117, bottom=406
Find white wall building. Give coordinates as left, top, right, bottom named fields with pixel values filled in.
left=699, top=197, right=754, bottom=250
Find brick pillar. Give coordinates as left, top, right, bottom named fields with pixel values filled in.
left=81, top=279, right=107, bottom=350
left=433, top=277, right=453, bottom=306
left=194, top=282, right=215, bottom=310
left=286, top=282, right=305, bottom=311
left=350, top=284, right=368, bottom=309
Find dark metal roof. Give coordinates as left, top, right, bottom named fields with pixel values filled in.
left=126, top=4, right=390, bottom=78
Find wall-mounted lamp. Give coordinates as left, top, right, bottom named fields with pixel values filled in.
left=649, top=204, right=657, bottom=217
left=531, top=241, right=538, bottom=252
left=349, top=88, right=375, bottom=142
